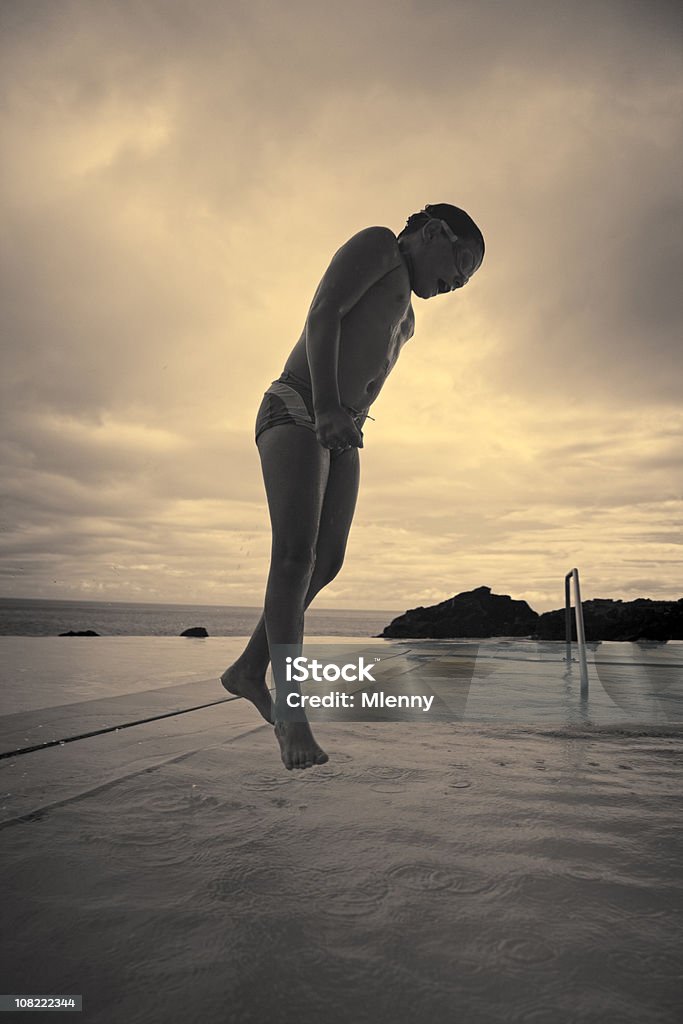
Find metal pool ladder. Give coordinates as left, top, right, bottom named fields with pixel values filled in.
left=565, top=568, right=589, bottom=697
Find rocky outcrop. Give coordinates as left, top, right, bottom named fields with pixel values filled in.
left=59, top=629, right=100, bottom=636
left=534, top=598, right=683, bottom=642
left=380, top=586, right=539, bottom=639
left=180, top=626, right=209, bottom=638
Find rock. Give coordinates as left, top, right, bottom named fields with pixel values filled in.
left=180, top=626, right=209, bottom=638
left=59, top=630, right=100, bottom=637
left=534, top=597, right=683, bottom=642
left=380, top=586, right=539, bottom=639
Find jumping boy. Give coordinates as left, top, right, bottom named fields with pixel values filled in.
left=221, top=203, right=485, bottom=769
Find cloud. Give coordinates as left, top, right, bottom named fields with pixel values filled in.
left=1, top=0, right=682, bottom=610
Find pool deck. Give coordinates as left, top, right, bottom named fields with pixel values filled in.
left=1, top=638, right=681, bottom=1023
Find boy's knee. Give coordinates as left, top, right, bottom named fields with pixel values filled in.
left=272, top=546, right=316, bottom=580
left=315, top=552, right=345, bottom=586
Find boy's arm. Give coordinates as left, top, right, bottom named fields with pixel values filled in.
left=305, top=226, right=401, bottom=448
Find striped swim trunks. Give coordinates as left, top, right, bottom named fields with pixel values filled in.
left=255, top=370, right=368, bottom=451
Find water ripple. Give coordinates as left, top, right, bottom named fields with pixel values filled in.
left=357, top=765, right=421, bottom=783
left=507, top=1003, right=583, bottom=1024
left=495, top=935, right=558, bottom=965
left=605, top=944, right=681, bottom=978
left=324, top=876, right=389, bottom=919
left=296, top=764, right=344, bottom=782
left=239, top=773, right=292, bottom=792
left=208, top=864, right=332, bottom=902
left=386, top=861, right=494, bottom=895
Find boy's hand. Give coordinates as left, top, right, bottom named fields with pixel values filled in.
left=315, top=407, right=363, bottom=451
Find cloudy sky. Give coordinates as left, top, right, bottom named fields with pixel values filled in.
left=1, top=0, right=681, bottom=614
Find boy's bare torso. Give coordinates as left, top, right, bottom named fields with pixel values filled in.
left=283, top=244, right=415, bottom=414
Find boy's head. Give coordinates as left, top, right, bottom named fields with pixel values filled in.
left=399, top=202, right=485, bottom=299
left=400, top=203, right=485, bottom=255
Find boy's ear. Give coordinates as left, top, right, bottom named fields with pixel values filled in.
left=422, top=218, right=443, bottom=242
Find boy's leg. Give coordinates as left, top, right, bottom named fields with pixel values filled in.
left=307, top=444, right=360, bottom=594
left=222, top=442, right=360, bottom=734
left=240, top=424, right=332, bottom=768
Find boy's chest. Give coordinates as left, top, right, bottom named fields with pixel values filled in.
left=344, top=266, right=414, bottom=343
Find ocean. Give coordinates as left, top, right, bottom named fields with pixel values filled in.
left=0, top=597, right=401, bottom=638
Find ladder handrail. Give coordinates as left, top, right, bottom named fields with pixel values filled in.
left=564, top=568, right=589, bottom=696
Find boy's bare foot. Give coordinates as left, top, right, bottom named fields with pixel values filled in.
left=220, top=664, right=274, bottom=724
left=274, top=720, right=329, bottom=770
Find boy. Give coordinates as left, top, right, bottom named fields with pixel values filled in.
left=221, top=203, right=485, bottom=769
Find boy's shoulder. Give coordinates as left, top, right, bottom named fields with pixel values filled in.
left=332, top=225, right=400, bottom=265
left=345, top=225, right=398, bottom=248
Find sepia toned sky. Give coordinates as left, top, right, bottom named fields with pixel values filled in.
left=1, top=0, right=682, bottom=614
